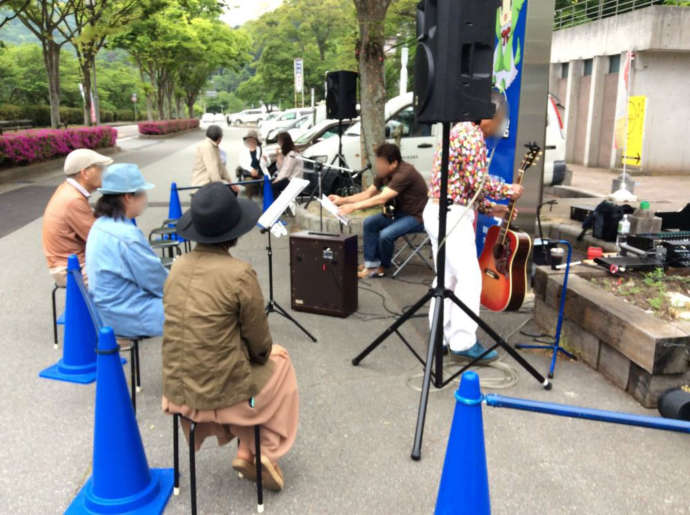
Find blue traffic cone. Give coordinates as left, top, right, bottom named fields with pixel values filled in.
left=169, top=182, right=182, bottom=220
left=435, top=371, right=491, bottom=515
left=66, top=327, right=174, bottom=514
left=40, top=255, right=98, bottom=384
left=262, top=174, right=274, bottom=211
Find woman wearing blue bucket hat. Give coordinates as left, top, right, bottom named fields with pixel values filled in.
left=85, top=163, right=168, bottom=339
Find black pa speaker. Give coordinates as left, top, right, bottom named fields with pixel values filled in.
left=414, top=0, right=497, bottom=123
left=326, top=71, right=358, bottom=120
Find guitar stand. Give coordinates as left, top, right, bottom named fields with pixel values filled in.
left=516, top=239, right=576, bottom=378
left=263, top=228, right=317, bottom=342
left=351, top=122, right=550, bottom=461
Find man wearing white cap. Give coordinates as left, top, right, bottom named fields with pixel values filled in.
left=42, top=148, right=113, bottom=286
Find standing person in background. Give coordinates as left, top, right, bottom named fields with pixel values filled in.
left=42, top=148, right=113, bottom=286
left=271, top=131, right=303, bottom=198
left=191, top=125, right=237, bottom=191
left=86, top=163, right=168, bottom=338
left=424, top=90, right=523, bottom=363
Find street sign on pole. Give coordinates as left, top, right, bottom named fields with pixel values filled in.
left=294, top=58, right=304, bottom=107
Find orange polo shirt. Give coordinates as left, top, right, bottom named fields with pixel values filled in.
left=42, top=181, right=96, bottom=269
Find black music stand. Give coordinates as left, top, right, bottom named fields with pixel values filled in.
left=351, top=122, right=550, bottom=460
left=262, top=225, right=317, bottom=342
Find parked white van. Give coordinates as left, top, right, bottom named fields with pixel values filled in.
left=302, top=91, right=567, bottom=185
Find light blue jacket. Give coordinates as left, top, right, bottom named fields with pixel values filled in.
left=86, top=217, right=168, bottom=338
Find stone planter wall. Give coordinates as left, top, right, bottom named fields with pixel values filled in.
left=533, top=266, right=690, bottom=408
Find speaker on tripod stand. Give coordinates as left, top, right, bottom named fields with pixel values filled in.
left=325, top=71, right=359, bottom=195
left=351, top=0, right=550, bottom=461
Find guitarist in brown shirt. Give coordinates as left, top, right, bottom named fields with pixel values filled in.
left=329, top=143, right=428, bottom=278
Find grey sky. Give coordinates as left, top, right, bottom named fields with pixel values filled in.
left=221, top=0, right=284, bottom=27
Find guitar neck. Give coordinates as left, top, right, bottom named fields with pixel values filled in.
left=498, top=169, right=525, bottom=243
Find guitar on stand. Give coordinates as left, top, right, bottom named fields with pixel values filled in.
left=479, top=142, right=542, bottom=312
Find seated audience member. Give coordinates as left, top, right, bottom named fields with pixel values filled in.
left=271, top=132, right=303, bottom=198
left=85, top=163, right=168, bottom=338
left=191, top=125, right=237, bottom=190
left=236, top=129, right=265, bottom=179
left=42, top=148, right=113, bottom=286
left=329, top=143, right=428, bottom=278
left=162, top=183, right=299, bottom=492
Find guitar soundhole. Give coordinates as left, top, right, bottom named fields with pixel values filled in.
left=492, top=241, right=512, bottom=275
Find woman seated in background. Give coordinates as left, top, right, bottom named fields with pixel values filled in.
left=85, top=163, right=168, bottom=338
left=162, top=183, right=299, bottom=492
left=271, top=131, right=303, bottom=198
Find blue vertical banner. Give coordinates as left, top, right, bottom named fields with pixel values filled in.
left=490, top=0, right=528, bottom=183
left=476, top=0, right=528, bottom=256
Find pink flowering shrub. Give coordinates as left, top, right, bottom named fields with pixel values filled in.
left=0, top=126, right=117, bottom=166
left=137, top=119, right=199, bottom=135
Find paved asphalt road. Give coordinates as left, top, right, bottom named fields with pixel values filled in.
left=0, top=126, right=688, bottom=514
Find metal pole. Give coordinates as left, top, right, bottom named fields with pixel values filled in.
left=485, top=394, right=690, bottom=434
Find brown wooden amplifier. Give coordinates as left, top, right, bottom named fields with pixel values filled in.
left=289, top=231, right=358, bottom=317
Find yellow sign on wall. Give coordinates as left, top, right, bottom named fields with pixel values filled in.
left=623, top=95, right=646, bottom=167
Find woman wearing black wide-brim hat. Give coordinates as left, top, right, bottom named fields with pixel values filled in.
left=162, top=183, right=299, bottom=491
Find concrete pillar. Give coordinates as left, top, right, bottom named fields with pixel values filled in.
left=583, top=55, right=607, bottom=167
left=563, top=60, right=583, bottom=163
left=609, top=52, right=628, bottom=170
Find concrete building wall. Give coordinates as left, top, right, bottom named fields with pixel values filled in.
left=633, top=51, right=690, bottom=173
left=549, top=6, right=690, bottom=174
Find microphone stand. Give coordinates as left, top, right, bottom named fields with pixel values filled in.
left=351, top=122, right=550, bottom=461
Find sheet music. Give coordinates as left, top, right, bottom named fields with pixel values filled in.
left=257, top=177, right=310, bottom=232
left=318, top=195, right=350, bottom=225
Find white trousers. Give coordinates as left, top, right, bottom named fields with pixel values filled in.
left=423, top=201, right=481, bottom=352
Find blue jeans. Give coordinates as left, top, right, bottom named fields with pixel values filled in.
left=362, top=213, right=425, bottom=268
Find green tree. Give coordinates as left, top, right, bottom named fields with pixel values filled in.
left=4, top=0, right=75, bottom=127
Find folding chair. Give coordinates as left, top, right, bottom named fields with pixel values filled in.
left=51, top=283, right=65, bottom=348
left=391, top=231, right=434, bottom=278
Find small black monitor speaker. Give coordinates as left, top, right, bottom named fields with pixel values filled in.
left=326, top=71, right=358, bottom=120
left=414, top=0, right=497, bottom=123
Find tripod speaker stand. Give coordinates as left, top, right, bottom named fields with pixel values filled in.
left=262, top=226, right=317, bottom=342
left=351, top=123, right=551, bottom=460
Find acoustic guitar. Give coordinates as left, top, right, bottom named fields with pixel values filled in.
left=479, top=143, right=542, bottom=312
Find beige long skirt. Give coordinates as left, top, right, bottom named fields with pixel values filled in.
left=162, top=344, right=298, bottom=462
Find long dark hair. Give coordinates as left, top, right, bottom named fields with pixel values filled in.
left=94, top=194, right=127, bottom=219
left=277, top=131, right=296, bottom=156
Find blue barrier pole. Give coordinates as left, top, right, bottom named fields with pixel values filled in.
left=485, top=394, right=690, bottom=434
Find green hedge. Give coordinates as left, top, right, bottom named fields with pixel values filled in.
left=0, top=104, right=135, bottom=127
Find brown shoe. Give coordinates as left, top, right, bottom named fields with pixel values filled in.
left=260, top=455, right=284, bottom=491
left=358, top=266, right=385, bottom=279
left=232, top=457, right=256, bottom=481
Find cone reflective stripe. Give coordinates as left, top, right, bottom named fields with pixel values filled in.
left=39, top=255, right=97, bottom=384
left=262, top=174, right=274, bottom=212
left=66, top=327, right=173, bottom=514
left=435, top=371, right=490, bottom=515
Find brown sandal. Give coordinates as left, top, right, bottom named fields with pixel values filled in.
left=233, top=455, right=284, bottom=492
left=232, top=457, right=256, bottom=481
left=260, top=455, right=284, bottom=492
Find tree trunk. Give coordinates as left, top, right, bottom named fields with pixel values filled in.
left=43, top=40, right=62, bottom=128
left=80, top=58, right=93, bottom=126
left=355, top=0, right=390, bottom=179
left=91, top=54, right=101, bottom=124
left=187, top=99, right=195, bottom=118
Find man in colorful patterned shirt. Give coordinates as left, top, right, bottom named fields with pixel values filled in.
left=424, top=90, right=523, bottom=363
